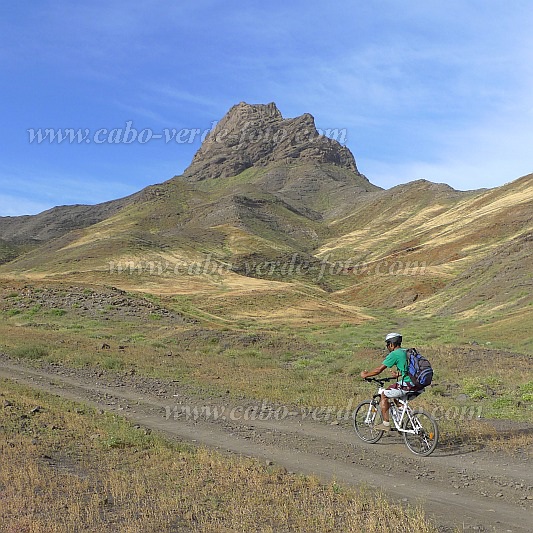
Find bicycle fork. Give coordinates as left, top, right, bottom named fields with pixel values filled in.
left=364, top=400, right=380, bottom=425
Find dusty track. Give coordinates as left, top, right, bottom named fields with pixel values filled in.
left=1, top=354, right=531, bottom=532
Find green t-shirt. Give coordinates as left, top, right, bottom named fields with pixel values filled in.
left=382, top=348, right=412, bottom=383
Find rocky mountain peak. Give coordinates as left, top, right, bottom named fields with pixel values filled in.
left=183, top=102, right=359, bottom=181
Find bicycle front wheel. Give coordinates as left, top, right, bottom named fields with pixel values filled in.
left=353, top=400, right=384, bottom=444
left=402, top=409, right=439, bottom=456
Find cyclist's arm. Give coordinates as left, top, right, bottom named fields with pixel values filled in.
left=360, top=364, right=387, bottom=378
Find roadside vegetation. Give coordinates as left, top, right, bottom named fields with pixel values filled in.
left=0, top=380, right=438, bottom=532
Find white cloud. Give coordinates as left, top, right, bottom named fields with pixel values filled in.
left=0, top=194, right=52, bottom=217
left=362, top=110, right=533, bottom=191
left=0, top=166, right=136, bottom=216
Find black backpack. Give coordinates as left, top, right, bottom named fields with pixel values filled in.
left=405, top=348, right=433, bottom=390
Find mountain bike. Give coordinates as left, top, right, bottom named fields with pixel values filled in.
left=353, top=377, right=439, bottom=456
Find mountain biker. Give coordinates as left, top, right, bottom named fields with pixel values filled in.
left=360, top=332, right=413, bottom=432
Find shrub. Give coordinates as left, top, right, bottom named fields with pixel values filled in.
left=12, top=345, right=49, bottom=360
left=101, top=356, right=124, bottom=370
left=462, top=377, right=486, bottom=400
left=519, top=381, right=533, bottom=402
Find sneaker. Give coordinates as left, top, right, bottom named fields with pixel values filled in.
left=374, top=422, right=391, bottom=432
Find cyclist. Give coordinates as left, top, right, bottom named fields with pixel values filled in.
left=360, top=332, right=413, bottom=432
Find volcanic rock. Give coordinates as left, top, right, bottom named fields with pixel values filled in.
left=183, top=102, right=359, bottom=181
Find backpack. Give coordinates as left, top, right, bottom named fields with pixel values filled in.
left=405, top=348, right=433, bottom=390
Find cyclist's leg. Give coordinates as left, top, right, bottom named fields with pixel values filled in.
left=381, top=385, right=405, bottom=421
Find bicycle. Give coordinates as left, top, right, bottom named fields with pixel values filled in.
left=353, top=377, right=439, bottom=456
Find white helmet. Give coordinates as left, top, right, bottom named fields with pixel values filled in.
left=385, top=332, right=402, bottom=345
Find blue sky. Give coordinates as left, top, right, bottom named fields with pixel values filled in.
left=1, top=1, right=532, bottom=216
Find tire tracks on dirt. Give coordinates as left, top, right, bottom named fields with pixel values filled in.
left=1, top=357, right=531, bottom=532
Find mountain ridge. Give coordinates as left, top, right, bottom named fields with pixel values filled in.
left=0, top=102, right=531, bottom=336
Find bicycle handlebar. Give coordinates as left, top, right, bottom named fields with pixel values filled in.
left=363, top=376, right=396, bottom=384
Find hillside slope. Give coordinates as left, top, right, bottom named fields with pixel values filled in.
left=326, top=174, right=533, bottom=314
left=0, top=103, right=531, bottom=331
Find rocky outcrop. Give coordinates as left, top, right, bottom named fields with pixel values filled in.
left=0, top=284, right=193, bottom=323
left=183, top=102, right=359, bottom=181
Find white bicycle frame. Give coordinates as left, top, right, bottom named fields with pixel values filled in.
left=375, top=386, right=421, bottom=434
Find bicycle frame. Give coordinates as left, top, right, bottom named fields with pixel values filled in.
left=374, top=387, right=419, bottom=434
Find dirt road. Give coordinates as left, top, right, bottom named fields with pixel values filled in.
left=1, top=354, right=531, bottom=532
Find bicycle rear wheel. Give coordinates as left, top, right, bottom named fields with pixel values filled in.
left=353, top=400, right=384, bottom=443
left=402, top=409, right=439, bottom=456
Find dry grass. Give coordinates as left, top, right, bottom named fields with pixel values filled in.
left=0, top=380, right=438, bottom=532
left=437, top=418, right=533, bottom=455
